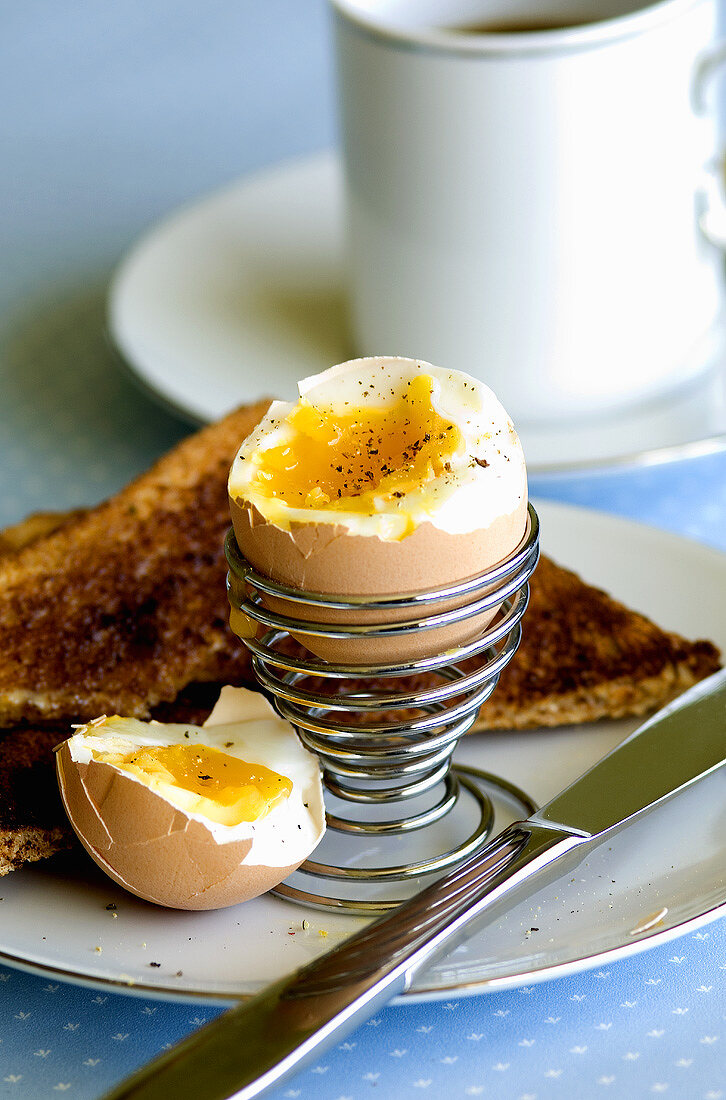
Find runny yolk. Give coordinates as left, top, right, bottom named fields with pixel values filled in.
left=251, top=374, right=463, bottom=511
left=92, top=743, right=293, bottom=827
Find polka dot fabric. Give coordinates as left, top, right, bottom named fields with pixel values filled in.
left=1, top=920, right=724, bottom=1099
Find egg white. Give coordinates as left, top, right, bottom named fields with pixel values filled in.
left=65, top=687, right=325, bottom=869
left=229, top=357, right=526, bottom=540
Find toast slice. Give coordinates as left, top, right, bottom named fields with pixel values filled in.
left=473, top=554, right=720, bottom=730
left=0, top=402, right=270, bottom=727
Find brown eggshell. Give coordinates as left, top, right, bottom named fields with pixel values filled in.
left=55, top=742, right=308, bottom=910
left=229, top=495, right=528, bottom=665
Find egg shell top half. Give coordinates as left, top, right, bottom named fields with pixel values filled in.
left=228, top=358, right=529, bottom=664
left=55, top=687, right=325, bottom=911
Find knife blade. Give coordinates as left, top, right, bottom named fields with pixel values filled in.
left=104, top=668, right=726, bottom=1100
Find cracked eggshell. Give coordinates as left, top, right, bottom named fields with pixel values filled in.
left=229, top=495, right=529, bottom=664
left=55, top=687, right=325, bottom=910
left=227, top=357, right=529, bottom=664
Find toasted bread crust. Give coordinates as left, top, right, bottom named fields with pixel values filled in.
left=0, top=724, right=74, bottom=874
left=0, top=403, right=270, bottom=726
left=473, top=555, right=720, bottom=729
left=0, top=509, right=89, bottom=557
left=0, top=826, right=74, bottom=875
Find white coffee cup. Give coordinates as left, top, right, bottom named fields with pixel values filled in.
left=331, top=0, right=726, bottom=423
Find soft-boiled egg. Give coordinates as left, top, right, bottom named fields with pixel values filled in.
left=228, top=356, right=528, bottom=663
left=55, top=687, right=325, bottom=909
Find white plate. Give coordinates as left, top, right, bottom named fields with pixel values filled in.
left=108, top=152, right=726, bottom=474
left=1, top=500, right=725, bottom=1003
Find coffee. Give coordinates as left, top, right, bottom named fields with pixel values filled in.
left=444, top=16, right=600, bottom=33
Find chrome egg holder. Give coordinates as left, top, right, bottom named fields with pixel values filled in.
left=225, top=503, right=540, bottom=913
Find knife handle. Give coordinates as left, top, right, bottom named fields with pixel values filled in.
left=104, top=822, right=585, bottom=1100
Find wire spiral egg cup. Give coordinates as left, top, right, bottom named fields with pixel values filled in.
left=226, top=503, right=540, bottom=913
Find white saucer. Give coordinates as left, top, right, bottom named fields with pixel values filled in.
left=1, top=501, right=725, bottom=1003
left=108, top=152, right=726, bottom=474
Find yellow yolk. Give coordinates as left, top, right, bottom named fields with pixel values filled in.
left=250, top=375, right=463, bottom=511
left=91, top=743, right=293, bottom=827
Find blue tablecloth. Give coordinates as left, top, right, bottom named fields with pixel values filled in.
left=1, top=3, right=724, bottom=1097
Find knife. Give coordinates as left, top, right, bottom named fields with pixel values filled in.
left=105, top=667, right=726, bottom=1100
